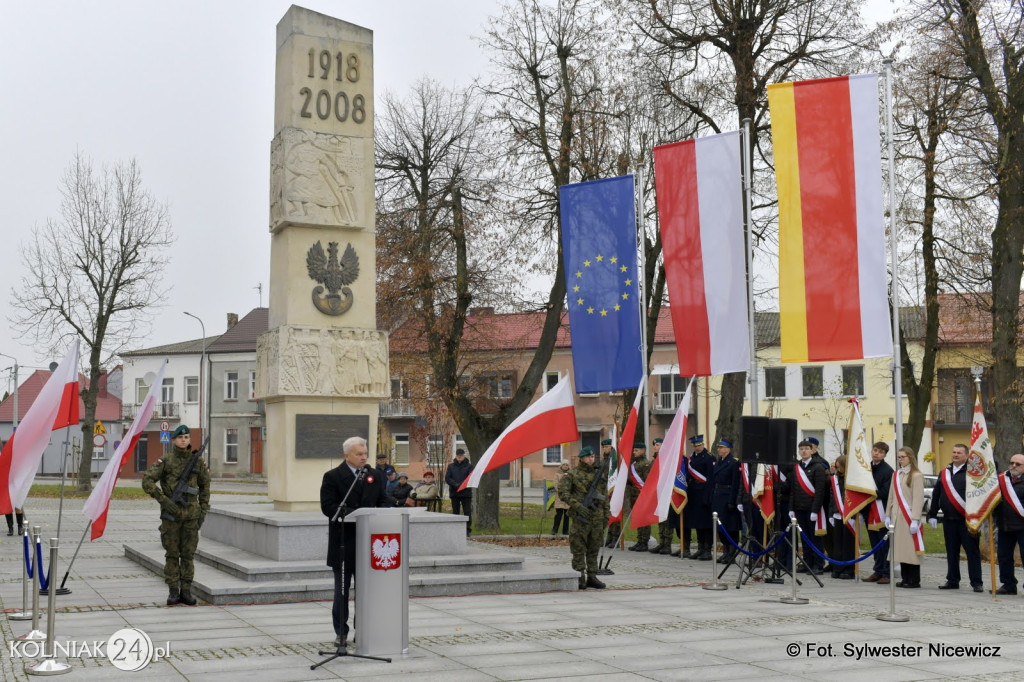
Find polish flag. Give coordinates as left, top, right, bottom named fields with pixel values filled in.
left=83, top=360, right=166, bottom=540
left=608, top=377, right=645, bottom=524
left=654, top=131, right=749, bottom=376
left=459, top=376, right=578, bottom=490
left=0, top=340, right=80, bottom=514
left=631, top=378, right=693, bottom=528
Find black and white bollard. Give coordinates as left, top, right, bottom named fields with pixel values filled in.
left=10, top=527, right=33, bottom=621
left=702, top=513, right=728, bottom=591
left=780, top=515, right=808, bottom=605
left=19, top=526, right=46, bottom=641
left=26, top=538, right=72, bottom=675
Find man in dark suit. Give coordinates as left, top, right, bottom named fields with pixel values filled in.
left=928, top=443, right=983, bottom=592
left=320, top=436, right=391, bottom=647
left=862, top=442, right=894, bottom=584
left=687, top=436, right=714, bottom=560
left=710, top=439, right=741, bottom=564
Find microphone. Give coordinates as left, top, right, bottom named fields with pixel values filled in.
left=359, top=464, right=371, bottom=478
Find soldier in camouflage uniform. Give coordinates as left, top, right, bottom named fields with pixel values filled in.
left=627, top=443, right=652, bottom=551
left=142, top=425, right=211, bottom=606
left=558, top=446, right=608, bottom=590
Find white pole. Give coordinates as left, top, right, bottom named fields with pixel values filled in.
left=884, top=59, right=904, bottom=450
left=742, top=118, right=759, bottom=417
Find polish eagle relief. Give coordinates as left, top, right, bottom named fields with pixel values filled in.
left=306, top=240, right=359, bottom=315
left=370, top=534, right=400, bottom=570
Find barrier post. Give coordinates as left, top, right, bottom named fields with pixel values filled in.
left=26, top=538, right=72, bottom=675
left=876, top=523, right=909, bottom=622
left=10, top=528, right=33, bottom=620
left=18, top=526, right=46, bottom=641
left=780, top=516, right=808, bottom=604
left=702, top=513, right=728, bottom=591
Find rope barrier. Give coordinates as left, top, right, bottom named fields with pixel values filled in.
left=714, top=520, right=787, bottom=557
left=23, top=533, right=33, bottom=579
left=797, top=528, right=887, bottom=567
left=36, top=541, right=49, bottom=591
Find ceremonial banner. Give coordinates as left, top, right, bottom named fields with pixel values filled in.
left=609, top=377, right=645, bottom=524
left=768, top=74, right=891, bottom=362
left=965, top=394, right=1000, bottom=531
left=631, top=378, right=693, bottom=528
left=559, top=176, right=643, bottom=393
left=843, top=398, right=877, bottom=522
left=670, top=457, right=688, bottom=513
left=653, top=132, right=748, bottom=376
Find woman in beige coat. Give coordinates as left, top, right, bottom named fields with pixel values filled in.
left=885, top=446, right=925, bottom=588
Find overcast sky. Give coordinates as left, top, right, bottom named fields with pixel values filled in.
left=0, top=0, right=896, bottom=387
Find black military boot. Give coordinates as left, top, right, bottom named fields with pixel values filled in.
left=680, top=544, right=692, bottom=559
left=179, top=584, right=197, bottom=606
left=659, top=545, right=672, bottom=555
left=5, top=521, right=12, bottom=536
left=578, top=573, right=587, bottom=590
left=167, top=586, right=181, bottom=606
left=586, top=574, right=606, bottom=589
left=649, top=542, right=666, bottom=554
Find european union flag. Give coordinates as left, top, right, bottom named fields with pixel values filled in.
left=559, top=175, right=643, bottom=393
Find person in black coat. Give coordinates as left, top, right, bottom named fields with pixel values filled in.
left=445, top=449, right=475, bottom=535
left=391, top=473, right=414, bottom=507
left=687, top=436, right=714, bottom=560
left=927, top=443, right=983, bottom=591
left=995, top=454, right=1024, bottom=595
left=320, top=436, right=391, bottom=647
left=710, top=439, right=741, bottom=563
left=792, top=437, right=829, bottom=574
left=861, top=442, right=894, bottom=583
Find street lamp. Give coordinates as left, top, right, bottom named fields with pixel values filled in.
left=183, top=313, right=209, bottom=463
left=0, top=352, right=19, bottom=433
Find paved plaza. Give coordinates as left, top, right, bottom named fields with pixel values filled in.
left=2, top=484, right=1023, bottom=681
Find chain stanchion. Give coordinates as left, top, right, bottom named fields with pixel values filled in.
left=26, top=538, right=72, bottom=675
left=19, top=526, right=46, bottom=640
left=702, top=513, right=728, bottom=591
left=780, top=516, right=808, bottom=604
left=10, top=528, right=33, bottom=620
left=876, top=523, right=909, bottom=622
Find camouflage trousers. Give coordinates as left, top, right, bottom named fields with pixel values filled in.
left=658, top=519, right=674, bottom=544
left=159, top=518, right=200, bottom=587
left=569, top=515, right=604, bottom=576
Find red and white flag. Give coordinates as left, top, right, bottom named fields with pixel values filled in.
left=965, top=394, right=1000, bottom=531
left=754, top=465, right=775, bottom=524
left=631, top=378, right=693, bottom=528
left=654, top=131, right=749, bottom=377
left=83, top=360, right=167, bottom=540
left=609, top=377, right=645, bottom=524
left=843, top=398, right=877, bottom=523
left=0, top=340, right=80, bottom=514
left=459, top=376, right=578, bottom=491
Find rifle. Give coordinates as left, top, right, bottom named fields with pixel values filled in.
left=161, top=436, right=211, bottom=521
left=577, top=453, right=610, bottom=526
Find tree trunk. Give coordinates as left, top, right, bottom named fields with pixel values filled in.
left=715, top=372, right=746, bottom=446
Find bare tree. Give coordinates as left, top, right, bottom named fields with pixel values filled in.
left=11, top=153, right=173, bottom=491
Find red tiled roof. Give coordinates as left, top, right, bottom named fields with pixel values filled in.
left=0, top=370, right=121, bottom=423
left=937, top=292, right=1024, bottom=345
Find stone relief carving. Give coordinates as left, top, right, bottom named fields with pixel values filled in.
left=257, top=326, right=388, bottom=398
left=270, top=128, right=363, bottom=229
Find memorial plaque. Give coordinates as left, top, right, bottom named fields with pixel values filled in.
left=295, top=414, right=369, bottom=459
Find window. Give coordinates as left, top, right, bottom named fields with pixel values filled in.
left=841, top=365, right=865, bottom=397
left=225, top=371, right=238, bottom=400
left=184, top=377, right=199, bottom=404
left=485, top=372, right=513, bottom=399
left=453, top=434, right=466, bottom=459
left=545, top=444, right=562, bottom=465
left=390, top=377, right=409, bottom=400
left=393, top=434, right=410, bottom=465
left=545, top=371, right=560, bottom=392
left=802, top=366, right=824, bottom=398
left=658, top=374, right=687, bottom=410
left=249, top=370, right=257, bottom=400
left=135, top=378, right=150, bottom=404
left=764, top=367, right=787, bottom=398
left=225, top=428, right=238, bottom=463
left=424, top=373, right=433, bottom=398
left=161, top=377, right=174, bottom=404
left=426, top=434, right=443, bottom=467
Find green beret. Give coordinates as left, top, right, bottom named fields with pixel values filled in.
left=601, top=438, right=612, bottom=446
left=633, top=442, right=646, bottom=450
left=653, top=438, right=664, bottom=444
left=171, top=425, right=190, bottom=439
left=580, top=446, right=595, bottom=457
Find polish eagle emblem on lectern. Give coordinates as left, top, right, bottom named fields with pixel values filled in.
left=306, top=240, right=359, bottom=316
left=370, top=534, right=401, bottom=570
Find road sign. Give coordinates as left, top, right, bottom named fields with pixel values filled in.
left=94, top=420, right=106, bottom=435
left=159, top=432, right=170, bottom=443
left=93, top=433, right=106, bottom=448
left=160, top=421, right=170, bottom=432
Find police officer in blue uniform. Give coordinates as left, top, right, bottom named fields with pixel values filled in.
left=687, top=435, right=714, bottom=560
left=709, top=438, right=741, bottom=564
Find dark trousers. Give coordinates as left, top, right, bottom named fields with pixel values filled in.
left=864, top=518, right=890, bottom=576
left=997, top=528, right=1024, bottom=588
left=899, top=562, right=921, bottom=585
left=332, top=565, right=354, bottom=638
left=552, top=508, right=570, bottom=534
left=452, top=496, right=472, bottom=533
left=831, top=522, right=855, bottom=576
left=942, top=518, right=982, bottom=587
left=795, top=511, right=823, bottom=570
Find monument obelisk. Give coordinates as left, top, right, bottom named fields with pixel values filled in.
left=257, top=6, right=387, bottom=511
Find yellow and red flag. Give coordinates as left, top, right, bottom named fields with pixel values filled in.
left=768, top=74, right=892, bottom=363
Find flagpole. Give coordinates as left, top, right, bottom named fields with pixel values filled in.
left=742, top=117, right=759, bottom=417
left=884, top=59, right=904, bottom=450
left=57, top=523, right=91, bottom=592
left=634, top=168, right=650, bottom=449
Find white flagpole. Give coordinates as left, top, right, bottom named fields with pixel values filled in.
left=884, top=59, right=904, bottom=450
left=635, top=169, right=650, bottom=450
left=742, top=117, right=759, bottom=418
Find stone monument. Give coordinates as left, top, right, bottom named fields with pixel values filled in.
left=256, top=6, right=387, bottom=511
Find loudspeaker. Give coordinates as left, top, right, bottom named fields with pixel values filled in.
left=769, top=418, right=798, bottom=465
left=740, top=416, right=771, bottom=464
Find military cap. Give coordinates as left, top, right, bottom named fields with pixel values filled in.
left=601, top=438, right=613, bottom=446
left=799, top=437, right=819, bottom=448
left=690, top=435, right=704, bottom=445
left=633, top=442, right=646, bottom=450
left=718, top=439, right=733, bottom=448
left=580, top=446, right=595, bottom=457
left=171, top=425, right=190, bottom=439
left=653, top=438, right=664, bottom=445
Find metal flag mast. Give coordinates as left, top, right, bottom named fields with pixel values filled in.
left=634, top=168, right=650, bottom=452
left=884, top=58, right=904, bottom=450
left=742, top=118, right=759, bottom=419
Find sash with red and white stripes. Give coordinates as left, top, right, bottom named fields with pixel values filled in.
left=940, top=468, right=967, bottom=517
left=796, top=463, right=816, bottom=497
left=740, top=464, right=752, bottom=493
left=830, top=476, right=857, bottom=535
left=866, top=499, right=886, bottom=530
left=689, top=464, right=708, bottom=484
left=629, top=462, right=645, bottom=489
left=998, top=472, right=1024, bottom=518
left=892, top=471, right=924, bottom=553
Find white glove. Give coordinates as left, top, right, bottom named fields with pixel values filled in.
left=810, top=512, right=818, bottom=522
left=910, top=520, right=920, bottom=534
left=832, top=513, right=841, bottom=521
left=788, top=511, right=796, bottom=520
left=928, top=518, right=938, bottom=529
left=737, top=504, right=744, bottom=513
left=884, top=516, right=891, bottom=526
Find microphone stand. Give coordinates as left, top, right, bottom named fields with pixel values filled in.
left=312, top=466, right=392, bottom=669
